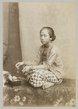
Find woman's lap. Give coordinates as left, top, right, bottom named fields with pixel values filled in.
left=27, top=69, right=61, bottom=87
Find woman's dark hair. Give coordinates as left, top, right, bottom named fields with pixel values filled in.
left=40, top=27, right=56, bottom=41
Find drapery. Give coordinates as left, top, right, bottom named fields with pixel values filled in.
left=3, top=3, right=22, bottom=75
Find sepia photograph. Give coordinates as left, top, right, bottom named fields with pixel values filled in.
left=3, top=2, right=76, bottom=106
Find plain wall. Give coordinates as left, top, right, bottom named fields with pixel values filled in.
left=19, top=2, right=76, bottom=79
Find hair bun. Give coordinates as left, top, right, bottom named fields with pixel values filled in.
left=52, top=34, right=56, bottom=41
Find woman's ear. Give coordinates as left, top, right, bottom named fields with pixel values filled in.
left=50, top=37, right=52, bottom=41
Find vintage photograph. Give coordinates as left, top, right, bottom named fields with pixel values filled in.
left=3, top=2, right=76, bottom=106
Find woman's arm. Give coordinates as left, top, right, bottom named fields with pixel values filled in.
left=31, top=64, right=49, bottom=70
left=22, top=47, right=57, bottom=72
left=22, top=63, right=49, bottom=73
left=31, top=47, right=58, bottom=71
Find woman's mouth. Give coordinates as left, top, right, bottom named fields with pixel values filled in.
left=41, top=40, right=45, bottom=43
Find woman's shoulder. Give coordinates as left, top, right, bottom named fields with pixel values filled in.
left=50, top=45, right=60, bottom=54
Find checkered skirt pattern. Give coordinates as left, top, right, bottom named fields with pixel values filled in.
left=28, top=69, right=60, bottom=87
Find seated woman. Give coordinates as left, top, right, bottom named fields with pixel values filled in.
left=16, top=27, right=64, bottom=89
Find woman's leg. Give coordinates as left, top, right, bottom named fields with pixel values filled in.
left=44, top=70, right=60, bottom=83
left=42, top=82, right=54, bottom=89
left=42, top=70, right=60, bottom=89
left=29, top=69, right=45, bottom=87
left=28, top=69, right=62, bottom=89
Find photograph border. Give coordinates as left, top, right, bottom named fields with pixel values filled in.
left=0, top=0, right=78, bottom=109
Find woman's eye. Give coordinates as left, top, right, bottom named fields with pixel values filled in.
left=44, top=34, right=47, bottom=37
left=40, top=34, right=47, bottom=37
left=40, top=35, right=44, bottom=37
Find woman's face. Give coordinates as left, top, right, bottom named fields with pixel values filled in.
left=40, top=29, right=52, bottom=45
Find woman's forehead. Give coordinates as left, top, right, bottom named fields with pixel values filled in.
left=41, top=28, right=49, bottom=33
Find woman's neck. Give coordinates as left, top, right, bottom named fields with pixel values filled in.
left=43, top=42, right=52, bottom=48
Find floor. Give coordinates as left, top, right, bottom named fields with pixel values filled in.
left=3, top=79, right=76, bottom=106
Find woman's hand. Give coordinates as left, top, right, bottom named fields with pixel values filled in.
left=15, top=62, right=25, bottom=69
left=22, top=66, right=33, bottom=73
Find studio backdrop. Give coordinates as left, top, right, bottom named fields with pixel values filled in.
left=3, top=2, right=76, bottom=79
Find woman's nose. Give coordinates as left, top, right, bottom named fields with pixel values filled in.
left=41, top=36, right=44, bottom=40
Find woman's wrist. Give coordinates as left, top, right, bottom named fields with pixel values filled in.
left=30, top=65, right=37, bottom=70
left=29, top=65, right=34, bottom=70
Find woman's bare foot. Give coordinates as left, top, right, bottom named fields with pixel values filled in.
left=42, top=82, right=54, bottom=89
